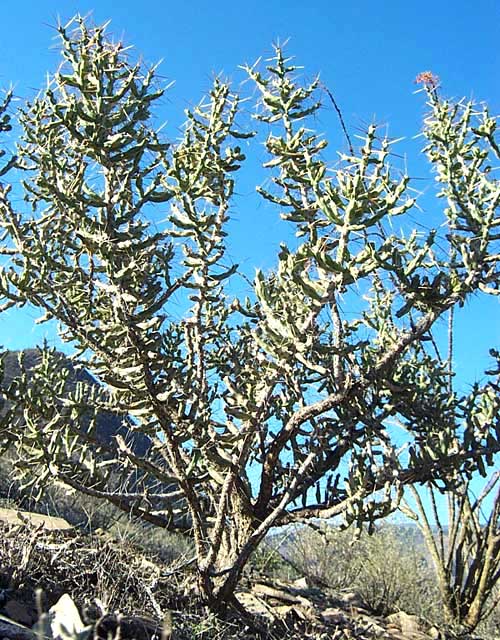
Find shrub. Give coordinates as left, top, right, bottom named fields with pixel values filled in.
left=287, top=524, right=440, bottom=618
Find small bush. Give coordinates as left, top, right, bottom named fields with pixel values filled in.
left=355, top=527, right=440, bottom=619
left=107, top=519, right=195, bottom=565
left=286, top=524, right=365, bottom=591
left=287, top=524, right=440, bottom=618
left=248, top=535, right=299, bottom=581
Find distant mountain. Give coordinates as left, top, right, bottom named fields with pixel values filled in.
left=0, top=348, right=151, bottom=457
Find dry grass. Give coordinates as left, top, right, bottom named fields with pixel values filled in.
left=0, top=521, right=286, bottom=639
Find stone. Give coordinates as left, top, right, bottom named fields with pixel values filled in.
left=428, top=625, right=442, bottom=639
left=386, top=611, right=423, bottom=634
left=0, top=508, right=73, bottom=532
left=320, top=607, right=348, bottom=625
left=354, top=613, right=386, bottom=635
left=34, top=594, right=91, bottom=640
left=235, top=591, right=277, bottom=623
left=338, top=591, right=367, bottom=610
left=251, top=582, right=312, bottom=607
left=393, top=633, right=432, bottom=640
left=94, top=614, right=163, bottom=640
left=292, top=576, right=309, bottom=590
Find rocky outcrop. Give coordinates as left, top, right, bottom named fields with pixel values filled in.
left=235, top=577, right=444, bottom=639
left=0, top=507, right=73, bottom=531
left=0, top=349, right=151, bottom=456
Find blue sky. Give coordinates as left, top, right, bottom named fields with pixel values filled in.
left=0, top=0, right=499, bottom=388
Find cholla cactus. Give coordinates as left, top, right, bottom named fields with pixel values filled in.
left=0, top=16, right=499, bottom=610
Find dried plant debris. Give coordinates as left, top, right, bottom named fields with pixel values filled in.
left=0, top=521, right=179, bottom=620
left=0, top=520, right=479, bottom=639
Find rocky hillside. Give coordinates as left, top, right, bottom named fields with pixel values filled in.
left=0, top=516, right=447, bottom=640
left=0, top=348, right=151, bottom=456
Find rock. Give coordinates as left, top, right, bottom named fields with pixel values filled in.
left=235, top=591, right=277, bottom=623
left=34, top=593, right=91, bottom=640
left=251, top=582, right=313, bottom=608
left=386, top=611, right=423, bottom=634
left=0, top=507, right=73, bottom=531
left=291, top=576, right=309, bottom=590
left=352, top=611, right=387, bottom=635
left=238, top=581, right=443, bottom=639
left=428, top=626, right=442, bottom=639
left=338, top=591, right=367, bottom=610
left=320, top=607, right=348, bottom=625
left=361, top=619, right=386, bottom=635
left=386, top=632, right=431, bottom=640
left=94, top=614, right=163, bottom=640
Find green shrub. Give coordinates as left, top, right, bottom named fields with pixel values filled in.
left=286, top=524, right=365, bottom=591
left=287, top=524, right=440, bottom=619
left=355, top=527, right=440, bottom=619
